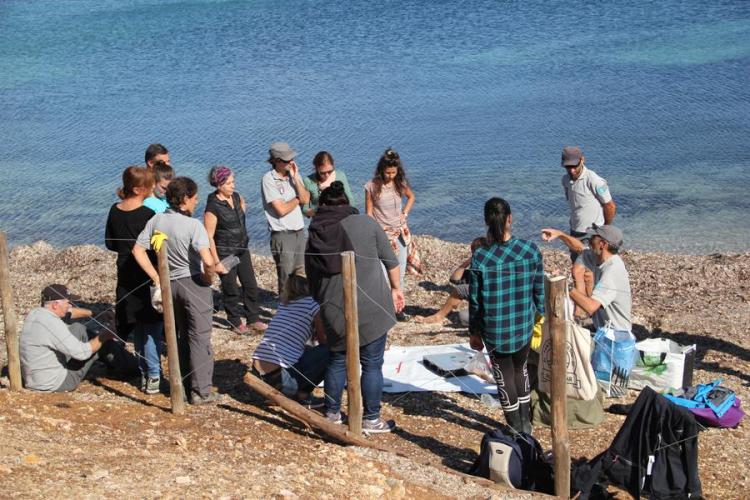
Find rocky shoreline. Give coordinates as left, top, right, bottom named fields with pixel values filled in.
left=1, top=237, right=749, bottom=498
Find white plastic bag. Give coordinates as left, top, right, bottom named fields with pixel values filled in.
left=150, top=285, right=163, bottom=313
left=465, top=350, right=494, bottom=382
left=629, top=338, right=695, bottom=392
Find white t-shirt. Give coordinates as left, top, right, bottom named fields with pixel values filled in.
left=261, top=170, right=304, bottom=232
left=562, top=167, right=613, bottom=233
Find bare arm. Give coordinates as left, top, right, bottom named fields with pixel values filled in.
left=569, top=287, right=602, bottom=316
left=541, top=228, right=585, bottom=254
left=70, top=307, right=92, bottom=320
left=401, top=185, right=415, bottom=216
left=449, top=257, right=472, bottom=282
left=198, top=247, right=216, bottom=285
left=269, top=197, right=301, bottom=218
left=288, top=162, right=310, bottom=205
left=364, top=189, right=374, bottom=216
left=387, top=266, right=405, bottom=313
left=602, top=200, right=616, bottom=224
left=133, top=245, right=160, bottom=286
left=204, top=211, right=228, bottom=274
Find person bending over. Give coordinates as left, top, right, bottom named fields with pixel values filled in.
left=251, top=272, right=328, bottom=408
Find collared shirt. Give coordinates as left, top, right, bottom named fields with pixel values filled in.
left=261, top=169, right=304, bottom=232
left=469, top=238, right=545, bottom=354
left=562, top=166, right=612, bottom=232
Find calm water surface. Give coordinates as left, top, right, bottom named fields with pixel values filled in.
left=1, top=0, right=749, bottom=254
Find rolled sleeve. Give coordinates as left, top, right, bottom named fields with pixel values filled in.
left=533, top=250, right=545, bottom=315
left=262, top=174, right=283, bottom=204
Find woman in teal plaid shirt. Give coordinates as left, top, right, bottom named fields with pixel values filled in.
left=469, top=197, right=545, bottom=434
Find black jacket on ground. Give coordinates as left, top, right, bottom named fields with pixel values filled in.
left=572, top=386, right=702, bottom=499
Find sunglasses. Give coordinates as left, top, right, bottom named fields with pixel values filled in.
left=317, top=169, right=334, bottom=176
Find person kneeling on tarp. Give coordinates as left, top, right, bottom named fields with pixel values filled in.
left=20, top=284, right=117, bottom=392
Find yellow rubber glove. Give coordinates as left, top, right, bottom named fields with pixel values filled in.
left=531, top=313, right=544, bottom=352
left=150, top=230, right=168, bottom=252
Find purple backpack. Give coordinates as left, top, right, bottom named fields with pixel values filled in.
left=691, top=396, right=744, bottom=428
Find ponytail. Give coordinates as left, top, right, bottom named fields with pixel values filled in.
left=484, top=197, right=511, bottom=245
left=117, top=165, right=154, bottom=200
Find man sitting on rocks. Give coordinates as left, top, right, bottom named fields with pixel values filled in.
left=414, top=237, right=485, bottom=325
left=20, top=284, right=118, bottom=392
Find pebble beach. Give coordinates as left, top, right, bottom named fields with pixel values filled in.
left=0, top=236, right=748, bottom=497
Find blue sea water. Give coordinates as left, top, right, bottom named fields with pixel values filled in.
left=1, top=0, right=749, bottom=254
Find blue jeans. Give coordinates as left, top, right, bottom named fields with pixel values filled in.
left=133, top=321, right=164, bottom=378
left=282, top=345, right=330, bottom=396
left=324, top=334, right=387, bottom=419
left=381, top=234, right=408, bottom=289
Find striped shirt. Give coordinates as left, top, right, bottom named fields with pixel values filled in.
left=469, top=238, right=545, bottom=354
left=252, top=296, right=320, bottom=368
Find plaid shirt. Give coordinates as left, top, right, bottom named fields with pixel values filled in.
left=469, top=237, right=545, bottom=354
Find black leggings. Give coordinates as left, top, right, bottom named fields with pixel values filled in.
left=489, top=343, right=531, bottom=411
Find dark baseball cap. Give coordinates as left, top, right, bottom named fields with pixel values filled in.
left=585, top=224, right=624, bottom=248
left=561, top=146, right=583, bottom=167
left=269, top=141, right=297, bottom=162
left=41, top=284, right=81, bottom=304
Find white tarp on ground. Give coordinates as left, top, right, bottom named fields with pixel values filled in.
left=382, top=343, right=497, bottom=394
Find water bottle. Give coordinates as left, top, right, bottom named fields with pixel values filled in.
left=220, top=254, right=240, bottom=271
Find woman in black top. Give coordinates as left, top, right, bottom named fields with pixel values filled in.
left=204, top=165, right=265, bottom=334
left=105, top=166, right=163, bottom=394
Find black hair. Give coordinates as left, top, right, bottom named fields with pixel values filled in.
left=483, top=197, right=512, bottom=246
left=370, top=147, right=409, bottom=199
left=319, top=181, right=350, bottom=206
left=145, top=143, right=168, bottom=164
left=165, top=176, right=198, bottom=214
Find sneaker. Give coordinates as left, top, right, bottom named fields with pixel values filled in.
left=362, top=417, right=395, bottom=434
left=249, top=320, right=268, bottom=332
left=144, top=376, right=160, bottom=395
left=190, top=391, right=222, bottom=405
left=325, top=412, right=343, bottom=425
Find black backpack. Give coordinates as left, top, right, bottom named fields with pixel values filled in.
left=469, top=424, right=554, bottom=493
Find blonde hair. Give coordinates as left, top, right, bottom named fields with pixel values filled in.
left=281, top=270, right=309, bottom=305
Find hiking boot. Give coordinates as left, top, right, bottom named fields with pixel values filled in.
left=144, top=376, right=160, bottom=395
left=519, top=401, right=533, bottom=434
left=503, top=408, right=523, bottom=434
left=326, top=412, right=342, bottom=425
left=362, top=417, right=395, bottom=434
left=190, top=391, right=221, bottom=405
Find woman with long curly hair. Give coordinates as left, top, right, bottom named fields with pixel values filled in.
left=364, top=148, right=417, bottom=289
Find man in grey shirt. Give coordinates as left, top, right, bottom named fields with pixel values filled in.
left=20, top=284, right=116, bottom=392
left=261, top=141, right=310, bottom=294
left=561, top=146, right=617, bottom=250
left=542, top=225, right=632, bottom=332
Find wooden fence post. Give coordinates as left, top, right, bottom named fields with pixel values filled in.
left=545, top=274, right=570, bottom=497
left=0, top=232, right=22, bottom=391
left=341, top=251, right=362, bottom=435
left=157, top=245, right=185, bottom=414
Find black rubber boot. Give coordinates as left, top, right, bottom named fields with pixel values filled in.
left=519, top=401, right=533, bottom=434
left=503, top=408, right=523, bottom=434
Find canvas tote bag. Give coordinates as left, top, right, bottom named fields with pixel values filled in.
left=537, top=290, right=598, bottom=401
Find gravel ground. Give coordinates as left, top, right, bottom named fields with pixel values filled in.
left=0, top=237, right=748, bottom=498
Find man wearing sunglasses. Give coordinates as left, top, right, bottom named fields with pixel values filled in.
left=561, top=146, right=616, bottom=251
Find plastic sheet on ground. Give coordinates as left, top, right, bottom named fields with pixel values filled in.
left=382, top=343, right=497, bottom=394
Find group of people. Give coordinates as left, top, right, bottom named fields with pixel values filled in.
left=18, top=142, right=631, bottom=436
